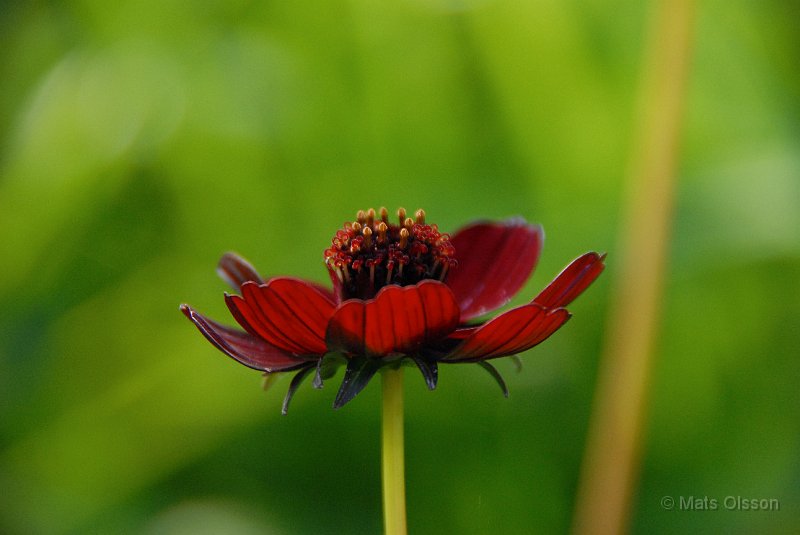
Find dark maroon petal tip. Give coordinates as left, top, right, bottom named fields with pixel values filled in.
left=180, top=304, right=309, bottom=372
left=446, top=219, right=544, bottom=321
left=441, top=303, right=571, bottom=362
left=533, top=252, right=606, bottom=309
left=225, top=278, right=336, bottom=356
left=326, top=280, right=460, bottom=358
left=217, top=252, right=264, bottom=289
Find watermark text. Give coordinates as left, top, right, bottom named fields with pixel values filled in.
left=660, top=495, right=780, bottom=511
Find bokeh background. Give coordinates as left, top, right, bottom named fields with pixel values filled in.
left=1, top=1, right=798, bottom=534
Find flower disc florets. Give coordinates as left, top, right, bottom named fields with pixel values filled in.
left=324, top=207, right=457, bottom=300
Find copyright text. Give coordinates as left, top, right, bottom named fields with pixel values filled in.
left=660, top=495, right=780, bottom=511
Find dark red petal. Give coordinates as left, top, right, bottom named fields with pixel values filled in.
left=442, top=304, right=570, bottom=361
left=226, top=278, right=336, bottom=356
left=309, top=281, right=338, bottom=305
left=533, top=252, right=606, bottom=309
left=446, top=219, right=543, bottom=321
left=217, top=252, right=264, bottom=289
left=217, top=252, right=338, bottom=304
left=446, top=326, right=479, bottom=340
left=180, top=304, right=308, bottom=372
left=326, top=280, right=460, bottom=358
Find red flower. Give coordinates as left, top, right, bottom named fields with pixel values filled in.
left=181, top=208, right=604, bottom=412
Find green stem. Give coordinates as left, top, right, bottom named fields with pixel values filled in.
left=571, top=1, right=694, bottom=534
left=381, top=367, right=407, bottom=535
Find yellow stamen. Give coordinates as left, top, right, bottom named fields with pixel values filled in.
left=377, top=222, right=388, bottom=243
left=366, top=208, right=376, bottom=227
left=415, top=209, right=425, bottom=224
left=397, top=207, right=406, bottom=225
left=357, top=210, right=366, bottom=225
left=363, top=226, right=373, bottom=247
left=380, top=206, right=389, bottom=223
left=399, top=228, right=409, bottom=248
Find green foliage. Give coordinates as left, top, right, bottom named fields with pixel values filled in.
left=1, top=1, right=798, bottom=533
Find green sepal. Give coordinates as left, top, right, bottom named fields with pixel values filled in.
left=282, top=364, right=316, bottom=415
left=312, top=358, right=324, bottom=389
left=333, top=357, right=385, bottom=409
left=478, top=361, right=509, bottom=398
left=410, top=356, right=438, bottom=390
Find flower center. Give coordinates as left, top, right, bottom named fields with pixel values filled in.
left=324, top=207, right=457, bottom=300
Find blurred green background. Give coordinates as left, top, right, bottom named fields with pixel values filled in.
left=1, top=1, right=798, bottom=533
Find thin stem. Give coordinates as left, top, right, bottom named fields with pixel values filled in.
left=571, top=1, right=695, bottom=534
left=381, top=367, right=407, bottom=535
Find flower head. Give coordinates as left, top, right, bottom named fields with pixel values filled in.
left=181, top=208, right=604, bottom=412
left=324, top=208, right=457, bottom=300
